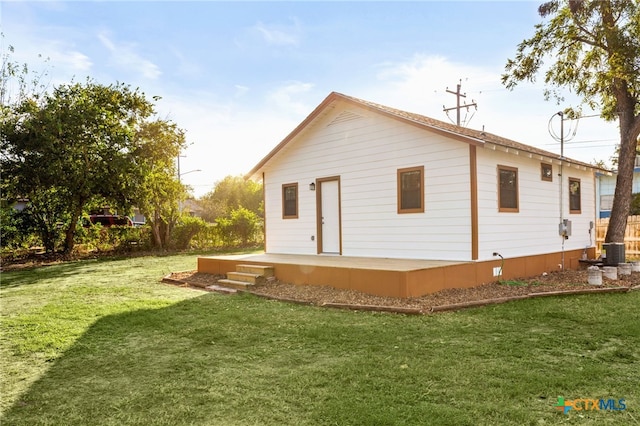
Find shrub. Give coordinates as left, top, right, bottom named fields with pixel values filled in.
left=171, top=215, right=208, bottom=250
left=215, top=207, right=262, bottom=247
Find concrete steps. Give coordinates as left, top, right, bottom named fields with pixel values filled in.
left=217, top=264, right=275, bottom=290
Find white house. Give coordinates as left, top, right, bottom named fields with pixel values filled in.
left=200, top=92, right=605, bottom=297
left=248, top=92, right=601, bottom=261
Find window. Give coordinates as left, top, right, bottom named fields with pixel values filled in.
left=498, top=165, right=518, bottom=212
left=569, top=178, right=581, bottom=213
left=600, top=194, right=614, bottom=211
left=541, top=163, right=553, bottom=181
left=282, top=183, right=298, bottom=219
left=397, top=166, right=424, bottom=213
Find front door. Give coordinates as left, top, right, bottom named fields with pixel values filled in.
left=318, top=178, right=341, bottom=254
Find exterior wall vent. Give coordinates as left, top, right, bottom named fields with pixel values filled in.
left=328, top=110, right=363, bottom=127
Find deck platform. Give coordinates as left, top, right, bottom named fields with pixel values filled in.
left=198, top=248, right=593, bottom=299
left=198, top=253, right=494, bottom=298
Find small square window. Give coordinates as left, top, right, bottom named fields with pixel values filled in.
left=541, top=163, right=553, bottom=181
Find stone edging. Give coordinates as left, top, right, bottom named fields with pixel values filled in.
left=161, top=274, right=633, bottom=315
left=161, top=273, right=190, bottom=286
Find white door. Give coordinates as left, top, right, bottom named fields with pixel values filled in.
left=320, top=179, right=341, bottom=254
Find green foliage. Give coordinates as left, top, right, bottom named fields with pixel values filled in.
left=215, top=207, right=262, bottom=246
left=502, top=0, right=640, bottom=243
left=1, top=79, right=160, bottom=253
left=132, top=120, right=187, bottom=250
left=503, top=0, right=639, bottom=120
left=0, top=204, right=41, bottom=251
left=199, top=175, right=262, bottom=222
left=1, top=39, right=49, bottom=106
left=170, top=215, right=208, bottom=250
left=629, top=193, right=640, bottom=216
left=189, top=222, right=221, bottom=248
left=73, top=224, right=151, bottom=254
left=18, top=190, right=68, bottom=253
left=500, top=280, right=533, bottom=287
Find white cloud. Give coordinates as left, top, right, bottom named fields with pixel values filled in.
left=253, top=18, right=302, bottom=46
left=169, top=46, right=202, bottom=79
left=356, top=54, right=619, bottom=166
left=57, top=50, right=93, bottom=72
left=234, top=85, right=250, bottom=98
left=267, top=81, right=315, bottom=115
left=97, top=32, right=161, bottom=80
left=153, top=54, right=620, bottom=197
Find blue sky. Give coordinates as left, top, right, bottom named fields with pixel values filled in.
left=2, top=1, right=620, bottom=197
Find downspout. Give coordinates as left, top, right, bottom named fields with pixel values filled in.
left=559, top=112, right=565, bottom=270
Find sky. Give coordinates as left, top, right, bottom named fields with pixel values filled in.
left=2, top=1, right=621, bottom=197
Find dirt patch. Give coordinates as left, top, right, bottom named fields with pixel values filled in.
left=166, top=269, right=637, bottom=312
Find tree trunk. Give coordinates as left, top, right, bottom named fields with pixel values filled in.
left=63, top=204, right=85, bottom=253
left=606, top=152, right=634, bottom=243
left=150, top=218, right=164, bottom=249
left=605, top=97, right=640, bottom=243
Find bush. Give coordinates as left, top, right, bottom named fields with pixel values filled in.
left=215, top=207, right=262, bottom=247
left=190, top=222, right=221, bottom=249
left=73, top=224, right=151, bottom=254
left=0, top=205, right=45, bottom=251
left=171, top=215, right=208, bottom=250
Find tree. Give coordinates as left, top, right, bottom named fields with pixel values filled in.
left=1, top=39, right=50, bottom=107
left=1, top=80, right=156, bottom=252
left=502, top=0, right=640, bottom=243
left=199, top=175, right=263, bottom=222
left=133, top=120, right=187, bottom=249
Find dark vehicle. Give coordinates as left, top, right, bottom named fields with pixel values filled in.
left=87, top=215, right=133, bottom=227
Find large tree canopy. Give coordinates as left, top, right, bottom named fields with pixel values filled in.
left=502, top=0, right=640, bottom=243
left=1, top=79, right=185, bottom=252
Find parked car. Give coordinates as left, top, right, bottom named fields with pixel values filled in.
left=87, top=215, right=133, bottom=227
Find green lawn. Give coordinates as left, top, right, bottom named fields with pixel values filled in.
left=1, top=254, right=638, bottom=425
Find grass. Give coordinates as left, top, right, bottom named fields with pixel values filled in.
left=1, top=254, right=639, bottom=425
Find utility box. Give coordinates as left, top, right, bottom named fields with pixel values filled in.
left=602, top=242, right=625, bottom=266
left=559, top=219, right=572, bottom=238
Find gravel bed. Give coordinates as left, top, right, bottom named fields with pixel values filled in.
left=166, top=269, right=637, bottom=312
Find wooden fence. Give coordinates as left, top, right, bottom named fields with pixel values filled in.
left=596, top=215, right=640, bottom=257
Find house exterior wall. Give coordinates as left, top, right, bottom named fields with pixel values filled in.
left=259, top=99, right=597, bottom=263
left=596, top=168, right=640, bottom=218
left=262, top=102, right=473, bottom=261
left=476, top=146, right=596, bottom=260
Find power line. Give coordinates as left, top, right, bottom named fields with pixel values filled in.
left=543, top=138, right=618, bottom=146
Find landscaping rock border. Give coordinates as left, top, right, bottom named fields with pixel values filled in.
left=161, top=273, right=633, bottom=315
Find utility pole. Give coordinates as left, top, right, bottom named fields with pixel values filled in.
left=177, top=155, right=186, bottom=183
left=443, top=80, right=477, bottom=126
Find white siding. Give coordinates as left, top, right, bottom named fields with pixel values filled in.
left=476, top=147, right=596, bottom=260
left=260, top=100, right=597, bottom=262
left=263, top=102, right=472, bottom=260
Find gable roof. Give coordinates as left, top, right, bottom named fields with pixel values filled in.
left=247, top=91, right=609, bottom=179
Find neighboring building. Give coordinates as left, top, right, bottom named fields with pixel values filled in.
left=247, top=92, right=604, bottom=268
left=181, top=198, right=204, bottom=218
left=596, top=156, right=640, bottom=218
